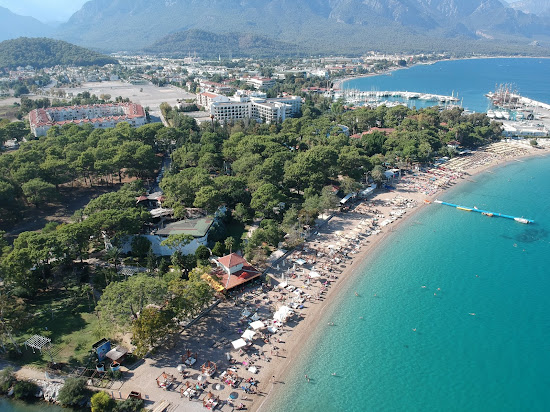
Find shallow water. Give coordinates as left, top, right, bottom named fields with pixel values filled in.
left=268, top=154, right=550, bottom=411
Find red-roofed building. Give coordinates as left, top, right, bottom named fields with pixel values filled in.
left=28, top=103, right=146, bottom=137
left=209, top=253, right=262, bottom=291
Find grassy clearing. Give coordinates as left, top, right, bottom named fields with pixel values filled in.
left=17, top=288, right=101, bottom=368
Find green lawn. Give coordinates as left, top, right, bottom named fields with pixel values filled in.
left=17, top=288, right=102, bottom=368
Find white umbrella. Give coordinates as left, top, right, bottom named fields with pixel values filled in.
left=232, top=338, right=247, bottom=350
left=267, top=326, right=278, bottom=333
left=177, top=364, right=185, bottom=372
left=198, top=374, right=206, bottom=382
left=250, top=320, right=265, bottom=330
left=241, top=329, right=256, bottom=340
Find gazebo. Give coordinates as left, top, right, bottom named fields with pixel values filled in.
left=24, top=335, right=51, bottom=353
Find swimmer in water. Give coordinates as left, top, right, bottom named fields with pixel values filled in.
left=412, top=328, right=417, bottom=332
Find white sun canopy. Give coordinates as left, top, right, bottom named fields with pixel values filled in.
left=232, top=338, right=247, bottom=350
left=241, top=329, right=256, bottom=341
left=250, top=320, right=265, bottom=330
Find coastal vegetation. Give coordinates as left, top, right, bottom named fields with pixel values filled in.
left=0, top=38, right=118, bottom=69
left=0, top=95, right=502, bottom=375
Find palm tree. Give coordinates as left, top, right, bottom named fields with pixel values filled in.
left=105, top=246, right=122, bottom=273
left=224, top=237, right=235, bottom=255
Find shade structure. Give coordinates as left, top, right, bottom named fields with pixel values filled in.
left=250, top=312, right=260, bottom=322
left=277, top=282, right=288, bottom=289
left=198, top=374, right=206, bottom=382
left=241, top=308, right=251, bottom=318
left=177, top=364, right=185, bottom=372
left=231, top=338, right=247, bottom=350
left=267, top=326, right=278, bottom=333
left=241, top=329, right=256, bottom=341
left=250, top=320, right=265, bottom=330
left=295, top=258, right=306, bottom=265
left=273, top=306, right=293, bottom=323
left=309, top=271, right=321, bottom=278
left=230, top=392, right=238, bottom=399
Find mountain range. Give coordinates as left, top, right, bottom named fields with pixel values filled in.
left=0, top=6, right=52, bottom=41
left=2, top=0, right=550, bottom=56
left=509, top=0, right=550, bottom=17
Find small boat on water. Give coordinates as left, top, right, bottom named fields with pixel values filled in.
left=514, top=217, right=530, bottom=224
left=482, top=212, right=494, bottom=217
left=457, top=207, right=472, bottom=211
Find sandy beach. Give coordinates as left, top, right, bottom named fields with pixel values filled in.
left=11, top=141, right=548, bottom=412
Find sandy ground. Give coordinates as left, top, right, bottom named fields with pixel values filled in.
left=60, top=81, right=196, bottom=117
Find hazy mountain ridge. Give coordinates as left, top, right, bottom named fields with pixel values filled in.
left=15, top=0, right=550, bottom=54
left=509, top=0, right=550, bottom=17
left=0, top=6, right=53, bottom=41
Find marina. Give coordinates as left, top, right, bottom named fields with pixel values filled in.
left=335, top=89, right=460, bottom=108
left=433, top=200, right=534, bottom=224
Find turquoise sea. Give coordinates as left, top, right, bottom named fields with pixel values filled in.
left=268, top=59, right=550, bottom=412
left=342, top=58, right=550, bottom=112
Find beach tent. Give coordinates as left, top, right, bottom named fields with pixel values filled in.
left=277, top=282, right=288, bottom=289
left=267, top=326, right=278, bottom=333
left=232, top=339, right=247, bottom=350
left=250, top=320, right=265, bottom=330
left=274, top=306, right=293, bottom=323
left=295, top=258, right=306, bottom=266
left=241, top=329, right=256, bottom=341
left=250, top=312, right=260, bottom=322
left=241, top=308, right=251, bottom=318
left=309, top=271, right=320, bottom=278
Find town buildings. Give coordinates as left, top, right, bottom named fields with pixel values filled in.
left=196, top=91, right=302, bottom=124
left=28, top=103, right=147, bottom=137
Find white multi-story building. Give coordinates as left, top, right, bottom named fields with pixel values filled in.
left=245, top=77, right=276, bottom=90
left=196, top=92, right=301, bottom=124
left=29, top=103, right=147, bottom=137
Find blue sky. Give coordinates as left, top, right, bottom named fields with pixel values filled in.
left=0, top=0, right=89, bottom=22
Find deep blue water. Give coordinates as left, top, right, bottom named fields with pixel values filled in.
left=343, top=58, right=550, bottom=112
left=268, top=59, right=550, bottom=412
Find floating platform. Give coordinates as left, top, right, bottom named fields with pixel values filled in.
left=433, top=200, right=534, bottom=224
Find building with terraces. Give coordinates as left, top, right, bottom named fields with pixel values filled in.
left=28, top=103, right=147, bottom=137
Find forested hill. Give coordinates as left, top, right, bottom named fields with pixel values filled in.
left=143, top=30, right=303, bottom=58
left=0, top=38, right=118, bottom=69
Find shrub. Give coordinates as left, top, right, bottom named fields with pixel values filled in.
left=0, top=367, right=15, bottom=394
left=91, top=391, right=114, bottom=412
left=58, top=377, right=89, bottom=407
left=13, top=380, right=39, bottom=400
left=114, top=397, right=144, bottom=412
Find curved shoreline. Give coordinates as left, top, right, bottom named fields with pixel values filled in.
left=254, top=144, right=549, bottom=412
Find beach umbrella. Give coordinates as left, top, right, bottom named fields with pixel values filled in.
left=309, top=271, right=321, bottom=278
left=232, top=338, right=247, bottom=350
left=241, top=329, right=256, bottom=340
left=198, top=374, right=206, bottom=382
left=230, top=392, right=239, bottom=399
left=250, top=320, right=265, bottom=330
left=214, top=383, right=223, bottom=391
left=177, top=364, right=185, bottom=372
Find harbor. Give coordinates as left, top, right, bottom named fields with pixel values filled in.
left=433, top=200, right=534, bottom=224
left=335, top=89, right=461, bottom=109
left=486, top=84, right=550, bottom=138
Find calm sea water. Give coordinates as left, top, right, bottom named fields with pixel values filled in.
left=268, top=155, right=550, bottom=412
left=0, top=398, right=63, bottom=412
left=268, top=58, right=550, bottom=412
left=343, top=58, right=550, bottom=112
